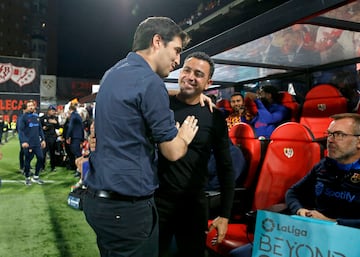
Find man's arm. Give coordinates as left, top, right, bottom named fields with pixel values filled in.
left=158, top=115, right=198, bottom=161
left=208, top=112, right=235, bottom=243
left=89, top=116, right=198, bottom=162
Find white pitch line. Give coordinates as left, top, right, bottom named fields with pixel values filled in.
left=1, top=179, right=56, bottom=183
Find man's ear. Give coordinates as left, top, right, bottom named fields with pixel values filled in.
left=204, top=79, right=213, bottom=91
left=152, top=34, right=162, bottom=49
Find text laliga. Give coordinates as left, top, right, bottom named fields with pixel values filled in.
left=257, top=234, right=346, bottom=257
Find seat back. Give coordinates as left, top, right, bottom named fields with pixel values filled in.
left=228, top=122, right=266, bottom=189
left=279, top=91, right=300, bottom=122
left=252, top=122, right=323, bottom=210
left=300, top=84, right=347, bottom=139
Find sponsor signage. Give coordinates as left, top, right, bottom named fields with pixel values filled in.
left=0, top=56, right=41, bottom=93
left=252, top=210, right=360, bottom=257
left=0, top=56, right=41, bottom=122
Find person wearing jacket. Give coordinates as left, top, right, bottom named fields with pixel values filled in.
left=243, top=85, right=289, bottom=138
left=18, top=100, right=46, bottom=185
left=40, top=105, right=60, bottom=171
left=230, top=113, right=360, bottom=257
left=286, top=113, right=360, bottom=228
left=65, top=104, right=84, bottom=172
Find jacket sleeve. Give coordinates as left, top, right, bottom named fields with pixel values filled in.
left=212, top=111, right=235, bottom=219
left=285, top=165, right=318, bottom=214
left=18, top=115, right=29, bottom=144
left=255, top=99, right=289, bottom=124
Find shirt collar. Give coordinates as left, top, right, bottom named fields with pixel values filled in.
left=336, top=159, right=360, bottom=171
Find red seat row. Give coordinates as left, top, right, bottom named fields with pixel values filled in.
left=207, top=122, right=324, bottom=256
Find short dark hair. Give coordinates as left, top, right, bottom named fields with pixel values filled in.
left=26, top=100, right=35, bottom=107
left=132, top=17, right=190, bottom=52
left=184, top=51, right=215, bottom=78
left=230, top=92, right=244, bottom=101
left=261, top=85, right=280, bottom=102
left=331, top=113, right=360, bottom=134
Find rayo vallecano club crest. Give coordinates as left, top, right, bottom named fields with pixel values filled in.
left=317, top=103, right=327, bottom=111
left=0, top=62, right=36, bottom=87
left=283, top=148, right=294, bottom=158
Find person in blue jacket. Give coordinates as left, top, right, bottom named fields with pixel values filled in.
left=65, top=104, right=84, bottom=172
left=18, top=100, right=46, bottom=185
left=243, top=85, right=289, bottom=138
left=16, top=103, right=27, bottom=173
left=230, top=112, right=360, bottom=257
left=206, top=139, right=246, bottom=191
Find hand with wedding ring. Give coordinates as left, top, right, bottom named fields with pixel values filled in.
left=177, top=115, right=199, bottom=145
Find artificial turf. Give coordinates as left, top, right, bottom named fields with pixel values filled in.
left=0, top=136, right=98, bottom=257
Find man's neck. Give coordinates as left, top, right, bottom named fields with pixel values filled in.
left=176, top=93, right=200, bottom=105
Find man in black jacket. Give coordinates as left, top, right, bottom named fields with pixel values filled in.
left=40, top=105, right=60, bottom=171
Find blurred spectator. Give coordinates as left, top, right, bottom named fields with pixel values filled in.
left=331, top=71, right=360, bottom=112
left=0, top=115, right=4, bottom=145
left=40, top=105, right=60, bottom=172
left=18, top=100, right=46, bottom=185
left=16, top=103, right=27, bottom=173
left=206, top=139, right=246, bottom=190
left=243, top=85, right=290, bottom=138
left=226, top=92, right=245, bottom=130
left=65, top=104, right=84, bottom=173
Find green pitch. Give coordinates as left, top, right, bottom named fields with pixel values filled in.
left=0, top=136, right=98, bottom=257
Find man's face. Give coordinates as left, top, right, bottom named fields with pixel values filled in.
left=327, top=118, right=360, bottom=164
left=156, top=36, right=182, bottom=78
left=48, top=109, right=56, bottom=116
left=26, top=102, right=35, bottom=113
left=230, top=95, right=244, bottom=113
left=178, top=57, right=212, bottom=98
left=282, top=32, right=299, bottom=54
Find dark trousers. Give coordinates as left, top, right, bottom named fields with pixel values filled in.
left=65, top=142, right=75, bottom=170
left=42, top=137, right=57, bottom=169
left=19, top=145, right=25, bottom=170
left=70, top=138, right=82, bottom=158
left=83, top=192, right=159, bottom=257
left=155, top=190, right=208, bottom=257
left=24, top=146, right=44, bottom=178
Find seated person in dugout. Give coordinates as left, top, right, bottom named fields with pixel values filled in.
left=229, top=113, right=360, bottom=257
left=226, top=92, right=245, bottom=130
left=206, top=139, right=247, bottom=191
left=243, top=85, right=289, bottom=138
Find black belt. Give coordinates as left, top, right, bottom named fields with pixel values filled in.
left=87, top=187, right=153, bottom=202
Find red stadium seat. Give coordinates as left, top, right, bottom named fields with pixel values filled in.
left=227, top=123, right=268, bottom=220
left=300, top=84, right=347, bottom=139
left=207, top=122, right=323, bottom=256
left=279, top=91, right=300, bottom=122
left=228, top=123, right=267, bottom=190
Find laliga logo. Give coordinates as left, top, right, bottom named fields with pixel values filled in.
left=262, top=218, right=275, bottom=232
left=261, top=218, right=307, bottom=237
